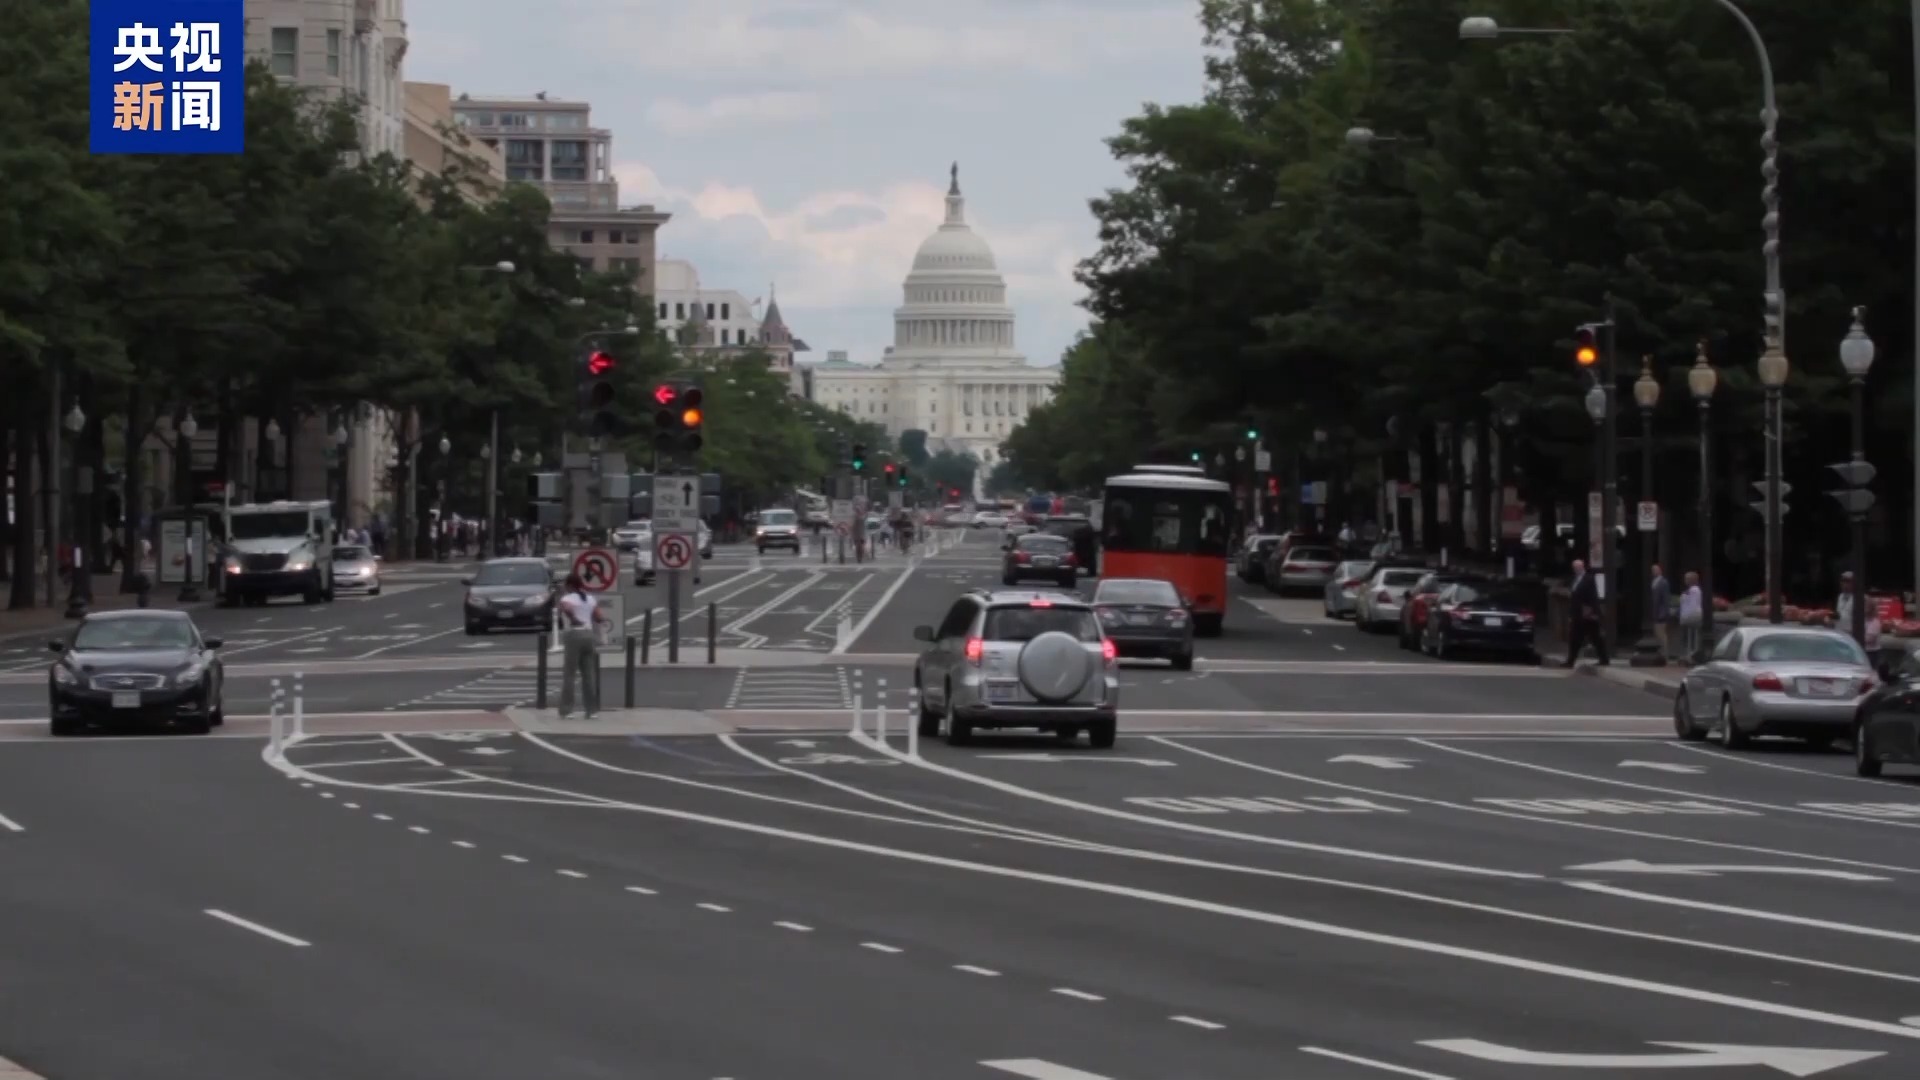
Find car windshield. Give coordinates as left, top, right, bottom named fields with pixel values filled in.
left=984, top=605, right=1102, bottom=643
left=230, top=511, right=313, bottom=540
left=1378, top=569, right=1426, bottom=587
left=1099, top=486, right=1233, bottom=557
left=74, top=617, right=195, bottom=651
left=1288, top=548, right=1336, bottom=563
left=1336, top=561, right=1375, bottom=579
left=621, top=522, right=650, bottom=532
left=1746, top=634, right=1867, bottom=666
left=1452, top=585, right=1527, bottom=608
left=1095, top=580, right=1180, bottom=606
left=1016, top=535, right=1070, bottom=552
left=472, top=563, right=549, bottom=587
left=761, top=511, right=797, bottom=526
left=332, top=546, right=370, bottom=561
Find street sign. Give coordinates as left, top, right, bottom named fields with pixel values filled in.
left=656, top=532, right=694, bottom=571
left=1636, top=500, right=1658, bottom=532
left=1829, top=461, right=1877, bottom=487
left=1254, top=448, right=1271, bottom=472
left=652, top=474, right=701, bottom=532
left=830, top=499, right=854, bottom=525
left=888, top=490, right=904, bottom=510
left=572, top=547, right=619, bottom=592
left=593, top=594, right=626, bottom=648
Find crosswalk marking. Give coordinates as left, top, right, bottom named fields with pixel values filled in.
left=725, top=668, right=849, bottom=709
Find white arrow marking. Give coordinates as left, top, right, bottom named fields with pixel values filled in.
left=430, top=733, right=493, bottom=743
left=1566, top=859, right=1887, bottom=882
left=1619, top=760, right=1706, bottom=774
left=777, top=739, right=819, bottom=748
left=980, top=754, right=1175, bottom=766
left=463, top=747, right=513, bottom=757
left=1329, top=754, right=1418, bottom=769
left=981, top=1061, right=1115, bottom=1080
left=1423, top=1038, right=1883, bottom=1075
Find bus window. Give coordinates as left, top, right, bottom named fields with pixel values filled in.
left=1102, top=487, right=1234, bottom=556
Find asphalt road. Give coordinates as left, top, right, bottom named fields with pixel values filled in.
left=2, top=722, right=1918, bottom=1079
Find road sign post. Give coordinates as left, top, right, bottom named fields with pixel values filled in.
left=651, top=475, right=703, bottom=664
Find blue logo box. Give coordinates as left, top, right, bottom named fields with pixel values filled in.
left=90, top=0, right=245, bottom=154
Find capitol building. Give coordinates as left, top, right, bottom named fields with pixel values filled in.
left=806, top=166, right=1059, bottom=489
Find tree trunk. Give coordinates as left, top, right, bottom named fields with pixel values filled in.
left=1417, top=427, right=1439, bottom=553
left=1473, top=412, right=1495, bottom=554
left=1445, top=423, right=1467, bottom=556
left=7, top=415, right=35, bottom=609
left=120, top=380, right=147, bottom=592
left=81, top=371, right=107, bottom=572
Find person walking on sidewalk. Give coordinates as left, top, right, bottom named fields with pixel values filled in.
left=1677, top=570, right=1705, bottom=663
left=555, top=573, right=608, bottom=719
left=1649, top=563, right=1674, bottom=661
left=1562, top=559, right=1611, bottom=667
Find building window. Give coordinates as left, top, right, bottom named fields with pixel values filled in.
left=705, top=303, right=715, bottom=319
left=325, top=29, right=341, bottom=76
left=550, top=140, right=588, bottom=181
left=577, top=229, right=595, bottom=244
left=498, top=113, right=531, bottom=127
left=269, top=27, right=298, bottom=76
left=658, top=303, right=668, bottom=319
left=675, top=303, right=685, bottom=319
left=550, top=191, right=587, bottom=209
left=504, top=139, right=543, bottom=181
left=610, top=257, right=641, bottom=277
left=720, top=303, right=730, bottom=320
left=624, top=230, right=640, bottom=244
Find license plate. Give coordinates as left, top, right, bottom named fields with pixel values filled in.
left=1802, top=678, right=1841, bottom=697
left=1127, top=614, right=1152, bottom=625
left=1483, top=616, right=1509, bottom=627
left=111, top=691, right=141, bottom=709
left=1034, top=557, right=1056, bottom=567
left=986, top=683, right=1019, bottom=703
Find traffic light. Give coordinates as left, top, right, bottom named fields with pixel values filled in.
left=1266, top=476, right=1280, bottom=496
left=650, top=380, right=705, bottom=454
left=883, top=463, right=895, bottom=482
left=578, top=343, right=620, bottom=435
left=897, top=464, right=910, bottom=488
left=851, top=443, right=867, bottom=472
left=1245, top=428, right=1259, bottom=440
left=1574, top=327, right=1599, bottom=367
left=1190, top=451, right=1202, bottom=462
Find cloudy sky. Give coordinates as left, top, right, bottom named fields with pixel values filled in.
left=403, top=0, right=1208, bottom=370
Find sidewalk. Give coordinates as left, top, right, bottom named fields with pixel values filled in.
left=0, top=572, right=213, bottom=641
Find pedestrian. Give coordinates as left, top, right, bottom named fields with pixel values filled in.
left=555, top=572, right=607, bottom=719
left=1648, top=563, right=1674, bottom=661
left=1562, top=559, right=1611, bottom=667
left=1833, top=571, right=1882, bottom=650
left=1677, top=570, right=1704, bottom=663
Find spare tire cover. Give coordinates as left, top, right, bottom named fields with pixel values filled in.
left=1018, top=631, right=1094, bottom=703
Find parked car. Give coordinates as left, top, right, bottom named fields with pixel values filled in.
left=1674, top=626, right=1875, bottom=749
left=1853, top=648, right=1920, bottom=776
left=1354, top=564, right=1430, bottom=633
left=1397, top=571, right=1491, bottom=650
left=1266, top=545, right=1339, bottom=595
left=1322, top=560, right=1377, bottom=619
left=1237, top=535, right=1283, bottom=584
left=1418, top=581, right=1539, bottom=663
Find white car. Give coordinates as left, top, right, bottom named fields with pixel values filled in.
left=972, top=511, right=1009, bottom=529
left=613, top=520, right=651, bottom=552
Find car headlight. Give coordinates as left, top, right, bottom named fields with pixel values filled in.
left=521, top=595, right=546, bottom=608
left=176, top=662, right=207, bottom=687
left=52, top=664, right=76, bottom=686
left=286, top=559, right=311, bottom=572
left=465, top=592, right=484, bottom=608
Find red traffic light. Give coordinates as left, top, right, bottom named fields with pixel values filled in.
left=884, top=463, right=895, bottom=475
left=587, top=352, right=615, bottom=377
left=652, top=384, right=677, bottom=406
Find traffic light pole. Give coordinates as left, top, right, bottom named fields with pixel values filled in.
left=1601, top=298, right=1621, bottom=644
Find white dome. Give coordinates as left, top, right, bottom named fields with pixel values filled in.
left=889, top=165, right=1022, bottom=363
left=912, top=224, right=998, bottom=272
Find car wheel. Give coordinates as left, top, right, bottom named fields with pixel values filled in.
left=49, top=717, right=78, bottom=738
left=1088, top=719, right=1117, bottom=749
left=465, top=623, right=483, bottom=636
left=1172, top=651, right=1194, bottom=672
left=915, top=672, right=940, bottom=738
left=1672, top=690, right=1704, bottom=741
left=1715, top=698, right=1748, bottom=749
left=1855, top=721, right=1883, bottom=777
left=180, top=713, right=213, bottom=735
left=1434, top=631, right=1449, bottom=661
left=944, top=683, right=973, bottom=746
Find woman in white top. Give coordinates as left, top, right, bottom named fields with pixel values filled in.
left=556, top=573, right=607, bottom=718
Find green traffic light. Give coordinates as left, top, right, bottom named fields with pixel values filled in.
left=1246, top=429, right=1259, bottom=440
left=1190, top=452, right=1201, bottom=462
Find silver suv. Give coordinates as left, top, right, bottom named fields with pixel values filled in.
left=912, top=590, right=1120, bottom=748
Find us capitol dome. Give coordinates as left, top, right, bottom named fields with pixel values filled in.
left=804, top=164, right=1060, bottom=490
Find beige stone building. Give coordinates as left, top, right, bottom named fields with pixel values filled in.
left=403, top=82, right=505, bottom=201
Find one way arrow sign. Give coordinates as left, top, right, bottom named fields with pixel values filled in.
left=1422, top=1038, right=1883, bottom=1075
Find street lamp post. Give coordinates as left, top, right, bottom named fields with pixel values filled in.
left=1631, top=358, right=1664, bottom=665
left=1689, top=344, right=1718, bottom=663
left=1838, top=307, right=1877, bottom=647
left=331, top=418, right=350, bottom=531
left=1758, top=346, right=1789, bottom=623
left=62, top=402, right=88, bottom=618
left=1584, top=382, right=1608, bottom=658
left=176, top=411, right=202, bottom=603
left=482, top=411, right=500, bottom=556
left=436, top=435, right=451, bottom=563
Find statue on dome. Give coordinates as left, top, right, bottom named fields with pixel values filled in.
left=949, top=161, right=959, bottom=195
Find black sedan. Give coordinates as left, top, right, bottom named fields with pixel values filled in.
left=48, top=610, right=225, bottom=736
left=1420, top=581, right=1540, bottom=663
left=463, top=558, right=557, bottom=634
left=1092, top=577, right=1195, bottom=670
left=1854, top=649, right=1920, bottom=777
left=1003, top=533, right=1079, bottom=588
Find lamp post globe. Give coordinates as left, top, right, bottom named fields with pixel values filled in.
left=1459, top=15, right=1501, bottom=40
left=1757, top=345, right=1789, bottom=388
left=1584, top=385, right=1607, bottom=422
left=1633, top=358, right=1661, bottom=410
left=1839, top=306, right=1875, bottom=378
left=494, top=260, right=516, bottom=274
left=264, top=418, right=281, bottom=442
left=178, top=413, right=198, bottom=439
left=1344, top=127, right=1376, bottom=149
left=438, top=436, right=451, bottom=455
left=332, top=424, right=349, bottom=447
left=63, top=404, right=85, bottom=434
left=532, top=452, right=542, bottom=467
left=1688, top=349, right=1718, bottom=401
left=511, top=447, right=523, bottom=465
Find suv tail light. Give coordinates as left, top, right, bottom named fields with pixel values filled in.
left=964, top=637, right=984, bottom=665
left=1516, top=609, right=1536, bottom=624
left=1341, top=579, right=1363, bottom=590
left=1101, top=639, right=1117, bottom=665
left=1752, top=672, right=1785, bottom=691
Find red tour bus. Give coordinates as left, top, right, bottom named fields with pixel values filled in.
left=1099, top=466, right=1234, bottom=636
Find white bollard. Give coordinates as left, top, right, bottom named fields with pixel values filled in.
left=268, top=677, right=285, bottom=757
left=850, top=670, right=864, bottom=738
left=873, top=678, right=888, bottom=745
left=549, top=606, right=563, bottom=653
left=293, top=672, right=306, bottom=739
left=905, top=687, right=920, bottom=759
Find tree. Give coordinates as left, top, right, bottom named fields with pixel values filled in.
left=898, top=429, right=930, bottom=466
left=924, top=450, right=980, bottom=498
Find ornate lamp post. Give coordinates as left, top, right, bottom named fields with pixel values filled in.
left=1837, top=307, right=1877, bottom=646
left=62, top=402, right=89, bottom=617
left=1631, top=358, right=1664, bottom=665
left=1689, top=345, right=1719, bottom=662
left=1757, top=346, right=1789, bottom=623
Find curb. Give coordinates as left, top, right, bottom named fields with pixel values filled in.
left=1577, top=662, right=1681, bottom=700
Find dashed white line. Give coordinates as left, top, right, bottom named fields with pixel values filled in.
left=318, top=792, right=336, bottom=800
left=343, top=802, right=360, bottom=809
left=1332, top=644, right=1346, bottom=652
left=1300, top=1047, right=1457, bottom=1078
left=1170, top=1015, right=1224, bottom=1031
left=861, top=942, right=903, bottom=954
left=774, top=921, right=813, bottom=932
left=0, top=811, right=25, bottom=833
left=502, top=854, right=528, bottom=864
left=452, top=840, right=476, bottom=849
left=1051, top=988, right=1104, bottom=1002
left=408, top=826, right=431, bottom=834
left=954, top=964, right=1000, bottom=977
left=697, top=902, right=731, bottom=912
left=372, top=813, right=393, bottom=821
left=204, top=909, right=311, bottom=948
left=625, top=885, right=658, bottom=896
left=558, top=869, right=588, bottom=879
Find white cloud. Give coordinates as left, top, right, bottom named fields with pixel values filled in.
left=644, top=92, right=825, bottom=135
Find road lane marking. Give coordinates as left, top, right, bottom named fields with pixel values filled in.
left=1415, top=738, right=1920, bottom=831
left=0, top=811, right=22, bottom=833
left=372, top=813, right=392, bottom=821
left=861, top=942, right=903, bottom=953
left=625, top=886, right=657, bottom=896
left=204, top=909, right=310, bottom=948
left=1170, top=1015, right=1224, bottom=1031
left=502, top=854, right=527, bottom=863
left=1151, top=737, right=1920, bottom=876
left=218, top=625, right=342, bottom=658
left=1566, top=859, right=1887, bottom=881
left=1567, top=881, right=1920, bottom=944
left=301, top=758, right=409, bottom=770
left=981, top=1061, right=1112, bottom=1080
left=853, top=731, right=1538, bottom=880
left=833, top=560, right=917, bottom=654
left=1300, top=1048, right=1458, bottom=1079
left=696, top=902, right=731, bottom=912
left=954, top=964, right=999, bottom=976
left=453, top=840, right=476, bottom=849
left=408, top=826, right=430, bottom=834
left=558, top=869, right=587, bottom=879
left=1672, top=741, right=1917, bottom=791
left=1051, top=988, right=1103, bottom=1002
left=1422, top=1038, right=1882, bottom=1074
left=353, top=625, right=462, bottom=659
left=774, top=921, right=812, bottom=932
left=383, top=733, right=447, bottom=768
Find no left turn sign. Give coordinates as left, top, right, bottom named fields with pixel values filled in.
left=573, top=547, right=619, bottom=592
left=656, top=533, right=694, bottom=571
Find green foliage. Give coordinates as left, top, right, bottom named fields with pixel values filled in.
left=687, top=354, right=827, bottom=498
left=897, top=429, right=931, bottom=466
left=924, top=450, right=980, bottom=497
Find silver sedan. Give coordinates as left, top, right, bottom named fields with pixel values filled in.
left=1321, top=561, right=1376, bottom=618
left=1674, top=626, right=1876, bottom=749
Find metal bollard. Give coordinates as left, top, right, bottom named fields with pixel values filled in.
left=269, top=677, right=285, bottom=755
left=708, top=602, right=718, bottom=664
left=906, top=687, right=920, bottom=758
left=641, top=610, right=652, bottom=665
left=535, top=633, right=550, bottom=709
left=293, top=673, right=305, bottom=739
left=850, top=670, right=863, bottom=737
left=873, top=677, right=888, bottom=744
left=624, top=634, right=637, bottom=708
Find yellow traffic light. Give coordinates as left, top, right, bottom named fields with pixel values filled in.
left=681, top=407, right=703, bottom=427
left=1574, top=327, right=1599, bottom=367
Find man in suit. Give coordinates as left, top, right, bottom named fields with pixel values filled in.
left=1563, top=559, right=1611, bottom=667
